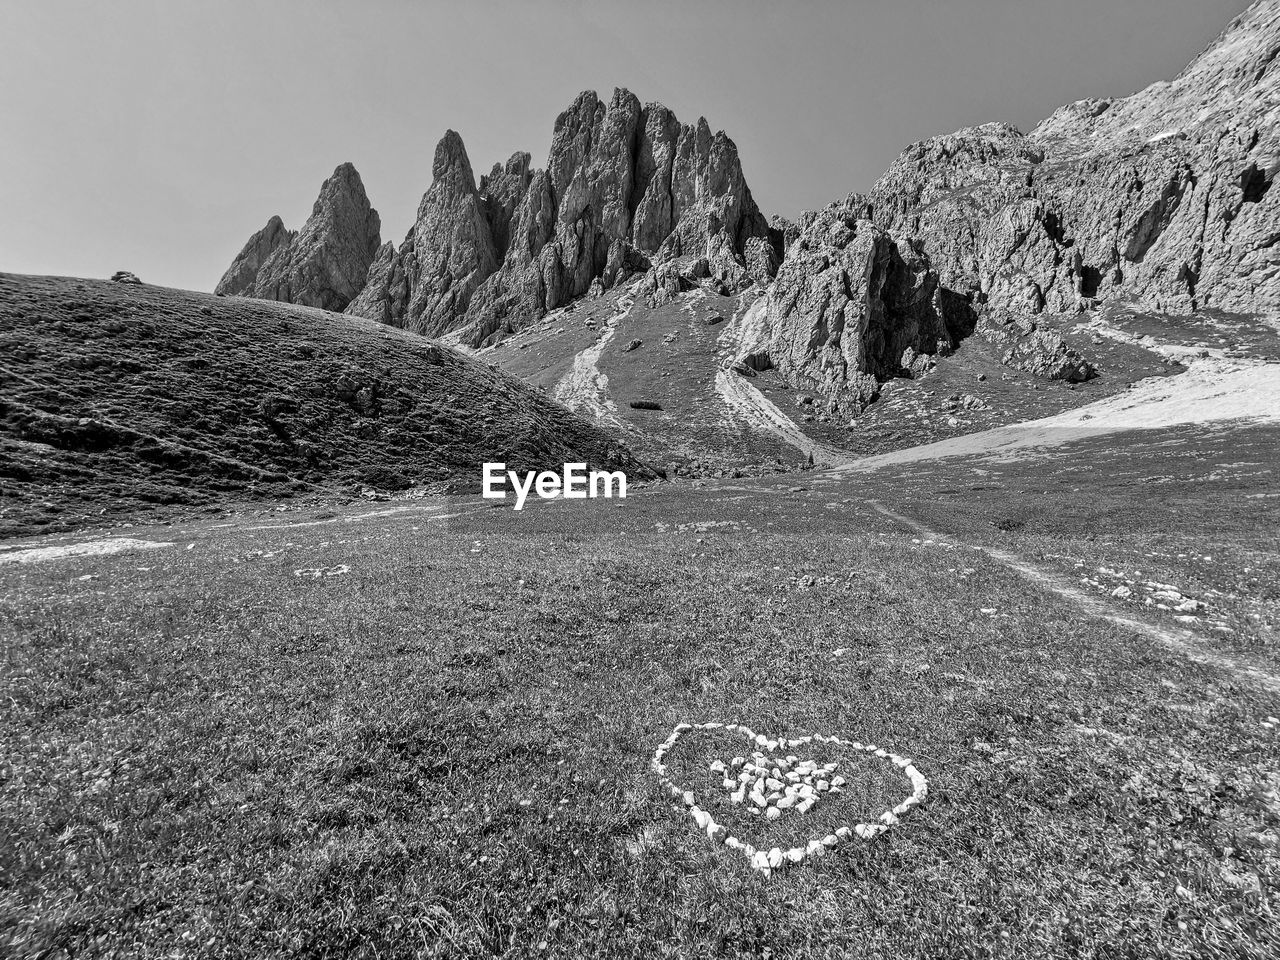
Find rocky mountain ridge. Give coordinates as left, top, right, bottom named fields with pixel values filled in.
left=216, top=1, right=1278, bottom=417
left=219, top=89, right=776, bottom=346
left=865, top=0, right=1279, bottom=318
left=726, top=0, right=1279, bottom=406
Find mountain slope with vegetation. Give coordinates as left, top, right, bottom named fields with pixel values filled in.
left=0, top=274, right=653, bottom=537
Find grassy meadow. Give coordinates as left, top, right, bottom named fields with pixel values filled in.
left=3, top=444, right=1278, bottom=958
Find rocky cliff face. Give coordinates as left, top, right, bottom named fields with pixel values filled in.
left=217, top=163, right=382, bottom=312
left=340, top=88, right=773, bottom=344
left=867, top=1, right=1280, bottom=317
left=735, top=202, right=975, bottom=413
left=741, top=0, right=1279, bottom=407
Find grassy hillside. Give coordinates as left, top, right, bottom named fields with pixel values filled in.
left=0, top=274, right=654, bottom=537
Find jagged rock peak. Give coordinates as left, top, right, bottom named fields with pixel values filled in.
left=229, top=90, right=772, bottom=340
left=217, top=163, right=381, bottom=312
left=214, top=214, right=294, bottom=297
left=346, top=131, right=498, bottom=336
left=433, top=129, right=477, bottom=183
left=460, top=86, right=773, bottom=344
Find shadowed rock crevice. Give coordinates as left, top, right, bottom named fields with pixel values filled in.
left=1241, top=162, right=1273, bottom=203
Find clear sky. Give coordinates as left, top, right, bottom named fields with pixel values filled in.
left=0, top=0, right=1254, bottom=292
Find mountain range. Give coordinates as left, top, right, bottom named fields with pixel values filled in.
left=216, top=0, right=1277, bottom=454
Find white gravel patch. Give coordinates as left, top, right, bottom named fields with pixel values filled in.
left=0, top=538, right=174, bottom=566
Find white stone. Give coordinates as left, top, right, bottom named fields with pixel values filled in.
left=786, top=847, right=805, bottom=864
left=767, top=848, right=784, bottom=869
left=765, top=806, right=782, bottom=821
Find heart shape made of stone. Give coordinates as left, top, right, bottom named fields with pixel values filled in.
left=651, top=721, right=928, bottom=875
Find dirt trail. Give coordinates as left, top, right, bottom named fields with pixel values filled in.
left=868, top=500, right=1280, bottom=696
left=552, top=289, right=637, bottom=426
